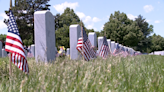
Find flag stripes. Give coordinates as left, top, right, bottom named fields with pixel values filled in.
left=5, top=10, right=29, bottom=73
left=76, top=27, right=96, bottom=61
left=98, top=36, right=110, bottom=58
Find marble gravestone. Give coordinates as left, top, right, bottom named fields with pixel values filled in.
left=24, top=49, right=27, bottom=56
left=69, top=24, right=81, bottom=60
left=31, top=44, right=35, bottom=57
left=66, top=48, right=70, bottom=56
left=88, top=32, right=97, bottom=47
left=2, top=49, right=7, bottom=57
left=107, top=39, right=111, bottom=53
left=124, top=46, right=128, bottom=52
left=0, top=41, right=2, bottom=57
left=98, top=37, right=104, bottom=52
left=34, top=11, right=56, bottom=63
left=127, top=47, right=131, bottom=55
left=128, top=48, right=133, bottom=55
left=55, top=47, right=57, bottom=55
left=110, top=41, right=115, bottom=54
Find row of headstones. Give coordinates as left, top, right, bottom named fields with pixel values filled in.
left=0, top=10, right=141, bottom=63
left=0, top=41, right=7, bottom=57
left=33, top=10, right=141, bottom=62
left=149, top=51, right=164, bottom=55
left=67, top=24, right=141, bottom=60
left=0, top=41, right=36, bottom=58
left=0, top=42, right=8, bottom=57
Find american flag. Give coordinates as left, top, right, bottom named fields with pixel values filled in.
left=76, top=27, right=96, bottom=61
left=120, top=46, right=128, bottom=57
left=124, top=47, right=129, bottom=56
left=98, top=36, right=110, bottom=58
left=113, top=44, right=121, bottom=56
left=5, top=10, right=29, bottom=74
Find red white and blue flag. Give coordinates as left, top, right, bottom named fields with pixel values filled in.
left=5, top=10, right=29, bottom=74
left=120, top=46, right=128, bottom=57
left=98, top=36, right=110, bottom=58
left=76, top=27, right=96, bottom=61
left=113, top=44, right=121, bottom=56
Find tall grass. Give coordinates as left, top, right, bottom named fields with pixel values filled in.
left=0, top=55, right=164, bottom=91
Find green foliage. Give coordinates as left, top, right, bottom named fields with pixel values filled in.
left=149, top=34, right=164, bottom=52
left=0, top=34, right=7, bottom=47
left=54, top=7, right=96, bottom=49
left=135, top=15, right=154, bottom=52
left=0, top=34, right=6, bottom=41
left=54, top=8, right=80, bottom=49
left=103, top=11, right=156, bottom=52
left=4, top=0, right=51, bottom=46
left=103, top=11, right=144, bottom=47
left=1, top=55, right=164, bottom=91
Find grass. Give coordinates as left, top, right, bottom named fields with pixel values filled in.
left=0, top=55, right=164, bottom=92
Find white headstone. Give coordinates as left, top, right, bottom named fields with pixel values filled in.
left=31, top=44, right=35, bottom=57
left=55, top=47, right=57, bottom=55
left=88, top=32, right=97, bottom=47
left=24, top=49, right=27, bottom=56
left=98, top=37, right=104, bottom=52
left=2, top=48, right=7, bottom=57
left=0, top=41, right=2, bottom=57
left=69, top=24, right=81, bottom=60
left=34, top=11, right=56, bottom=63
left=66, top=48, right=70, bottom=56
left=107, top=39, right=111, bottom=52
left=111, top=41, right=115, bottom=53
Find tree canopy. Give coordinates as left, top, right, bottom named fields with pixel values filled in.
left=2, top=1, right=164, bottom=53
left=103, top=11, right=155, bottom=52
left=4, top=0, right=51, bottom=46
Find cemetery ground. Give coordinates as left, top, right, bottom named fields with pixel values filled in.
left=0, top=55, right=164, bottom=91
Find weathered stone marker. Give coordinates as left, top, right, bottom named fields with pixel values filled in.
left=98, top=37, right=104, bottom=52
left=0, top=41, right=2, bottom=57
left=34, top=11, right=56, bottom=62
left=69, top=24, right=81, bottom=60
left=2, top=48, right=7, bottom=57
left=88, top=32, right=97, bottom=47
left=24, top=49, right=27, bottom=56
left=66, top=48, right=70, bottom=56
left=110, top=41, right=115, bottom=54
left=31, top=44, right=35, bottom=57
left=107, top=39, right=111, bottom=53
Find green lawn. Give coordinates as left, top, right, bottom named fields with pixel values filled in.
left=0, top=55, right=164, bottom=92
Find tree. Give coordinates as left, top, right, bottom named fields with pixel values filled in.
left=54, top=8, right=81, bottom=49
left=135, top=15, right=153, bottom=52
left=103, top=11, right=143, bottom=47
left=0, top=34, right=7, bottom=42
left=149, top=34, right=164, bottom=52
left=54, top=7, right=95, bottom=49
left=0, top=34, right=7, bottom=47
left=4, top=0, right=50, bottom=46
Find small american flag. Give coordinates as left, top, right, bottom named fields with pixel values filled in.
left=113, top=44, right=121, bottom=56
left=120, top=46, right=128, bottom=57
left=98, top=36, right=110, bottom=58
left=5, top=10, right=29, bottom=74
left=76, top=27, right=96, bottom=61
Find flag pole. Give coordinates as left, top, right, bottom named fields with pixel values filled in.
left=104, top=29, right=106, bottom=37
left=9, top=0, right=12, bottom=76
left=80, top=21, right=85, bottom=61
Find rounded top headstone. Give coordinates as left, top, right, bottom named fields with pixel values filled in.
left=88, top=32, right=96, bottom=35
left=70, top=24, right=80, bottom=28
left=98, top=37, right=103, bottom=39
left=107, top=39, right=111, bottom=41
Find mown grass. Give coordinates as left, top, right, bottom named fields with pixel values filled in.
left=0, top=55, right=164, bottom=92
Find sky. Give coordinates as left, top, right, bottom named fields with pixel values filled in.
left=0, top=0, right=164, bottom=37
